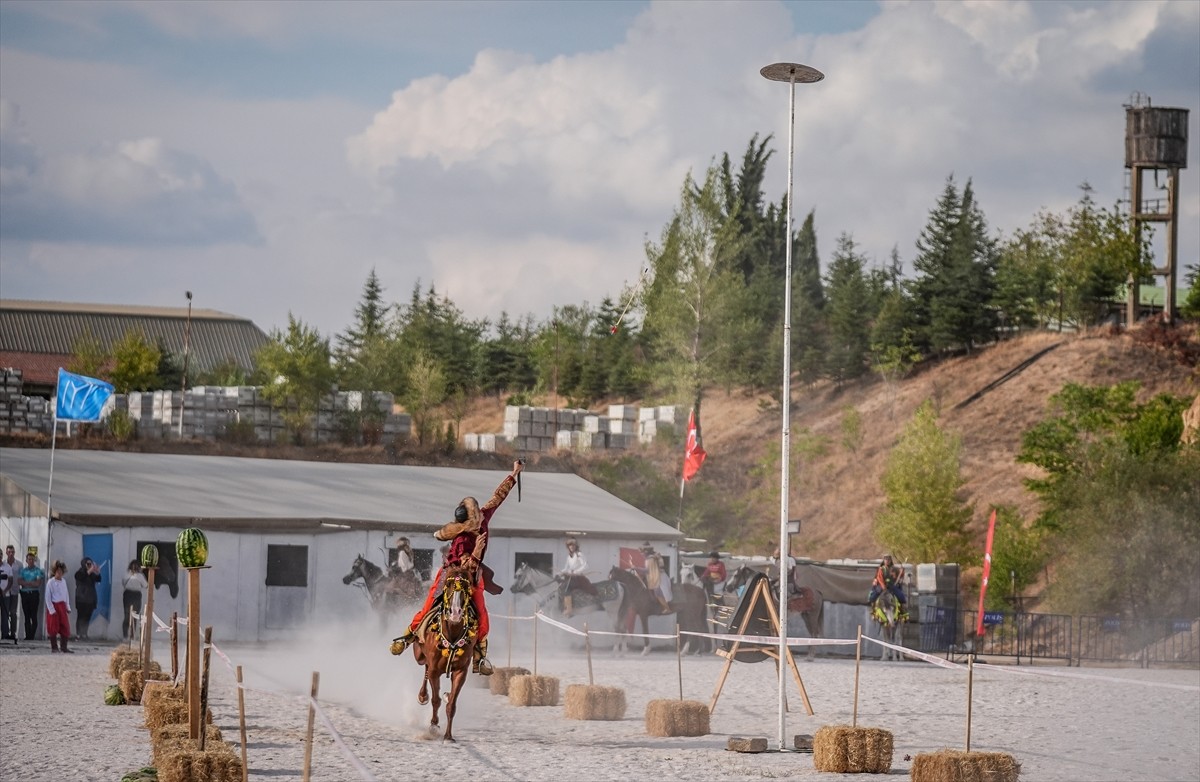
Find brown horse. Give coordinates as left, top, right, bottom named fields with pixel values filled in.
left=411, top=561, right=478, bottom=742
left=607, top=566, right=710, bottom=655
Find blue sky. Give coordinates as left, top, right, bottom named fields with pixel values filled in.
left=1, top=1, right=1197, bottom=338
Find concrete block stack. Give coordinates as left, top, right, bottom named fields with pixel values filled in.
left=464, top=402, right=677, bottom=454
left=0, top=368, right=52, bottom=435
left=638, top=405, right=677, bottom=444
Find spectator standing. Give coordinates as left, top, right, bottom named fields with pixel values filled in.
left=73, top=558, right=101, bottom=640
left=17, top=551, right=44, bottom=640
left=44, top=560, right=72, bottom=653
left=0, top=545, right=18, bottom=640
left=121, top=560, right=148, bottom=640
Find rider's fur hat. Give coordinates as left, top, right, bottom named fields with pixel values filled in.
left=435, top=496, right=482, bottom=541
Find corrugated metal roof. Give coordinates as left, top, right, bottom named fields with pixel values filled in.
left=0, top=448, right=684, bottom=543
left=0, top=299, right=269, bottom=375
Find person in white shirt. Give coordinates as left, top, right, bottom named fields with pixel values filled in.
left=44, top=560, right=73, bottom=653
left=557, top=538, right=596, bottom=617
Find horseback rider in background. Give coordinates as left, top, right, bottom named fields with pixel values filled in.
left=557, top=538, right=596, bottom=617
left=700, top=551, right=727, bottom=599
left=637, top=543, right=672, bottom=614
left=389, top=460, right=524, bottom=675
left=867, top=554, right=909, bottom=620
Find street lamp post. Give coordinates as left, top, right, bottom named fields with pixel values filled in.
left=760, top=61, right=823, bottom=752
left=179, top=291, right=193, bottom=439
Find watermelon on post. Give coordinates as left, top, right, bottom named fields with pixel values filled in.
left=176, top=527, right=208, bottom=568
left=139, top=544, right=159, bottom=569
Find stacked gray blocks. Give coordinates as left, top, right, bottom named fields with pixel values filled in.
left=0, top=369, right=52, bottom=435
left=464, top=403, right=678, bottom=454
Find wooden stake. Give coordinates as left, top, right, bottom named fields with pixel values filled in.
left=199, top=626, right=213, bottom=751
left=966, top=655, right=975, bottom=752
left=140, top=567, right=156, bottom=687
left=187, top=567, right=201, bottom=740
left=852, top=625, right=862, bottom=728
left=302, top=671, right=320, bottom=782
left=170, top=611, right=178, bottom=683
left=676, top=623, right=685, bottom=700
left=236, top=665, right=248, bottom=782
left=584, top=622, right=594, bottom=686
left=533, top=611, right=539, bottom=676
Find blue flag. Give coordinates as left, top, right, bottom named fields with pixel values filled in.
left=55, top=368, right=114, bottom=422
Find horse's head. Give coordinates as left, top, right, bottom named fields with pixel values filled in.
left=442, top=567, right=474, bottom=624
left=342, top=555, right=365, bottom=585
left=510, top=562, right=532, bottom=593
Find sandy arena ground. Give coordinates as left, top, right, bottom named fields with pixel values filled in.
left=2, top=621, right=1198, bottom=782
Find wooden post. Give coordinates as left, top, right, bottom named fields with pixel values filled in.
left=140, top=567, right=157, bottom=685
left=675, top=622, right=683, bottom=700
left=965, top=655, right=975, bottom=752
left=236, top=665, right=249, bottom=782
left=584, top=622, right=593, bottom=686
left=187, top=567, right=202, bottom=740
left=507, top=596, right=514, bottom=667
left=852, top=625, right=862, bottom=727
left=532, top=611, right=539, bottom=676
left=199, top=626, right=213, bottom=751
left=302, top=671, right=320, bottom=782
left=170, top=611, right=179, bottom=683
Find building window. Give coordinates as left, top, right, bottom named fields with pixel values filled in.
left=412, top=548, right=435, bottom=580
left=266, top=544, right=308, bottom=587
left=515, top=551, right=552, bottom=574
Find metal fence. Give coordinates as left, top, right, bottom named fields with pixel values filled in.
left=918, top=606, right=1199, bottom=667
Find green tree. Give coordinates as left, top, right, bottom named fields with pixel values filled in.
left=108, top=329, right=162, bottom=393
left=395, top=283, right=485, bottom=398
left=254, top=314, right=336, bottom=443
left=985, top=505, right=1048, bottom=611
left=336, top=268, right=398, bottom=393
left=403, top=349, right=447, bottom=445
left=480, top=312, right=538, bottom=396
left=641, top=164, right=753, bottom=423
left=875, top=401, right=976, bottom=563
left=994, top=219, right=1059, bottom=332
left=68, top=330, right=109, bottom=378
left=822, top=233, right=872, bottom=383
left=1057, top=185, right=1144, bottom=328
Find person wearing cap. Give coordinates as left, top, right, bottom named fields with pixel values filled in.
left=700, top=551, right=727, bottom=599
left=557, top=538, right=596, bottom=617
left=17, top=551, right=44, bottom=641
left=390, top=459, right=524, bottom=675
left=73, top=557, right=101, bottom=640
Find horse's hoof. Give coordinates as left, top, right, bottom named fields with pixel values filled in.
left=418, top=693, right=429, bottom=706
left=640, top=646, right=650, bottom=656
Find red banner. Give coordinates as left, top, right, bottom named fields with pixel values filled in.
left=682, top=408, right=707, bottom=482
left=975, top=508, right=997, bottom=637
left=618, top=547, right=646, bottom=571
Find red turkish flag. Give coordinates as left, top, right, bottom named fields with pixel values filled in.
left=683, top=408, right=707, bottom=482
left=975, top=508, right=998, bottom=637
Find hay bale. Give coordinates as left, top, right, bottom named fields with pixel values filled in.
left=152, top=724, right=224, bottom=764
left=144, top=698, right=213, bottom=732
left=911, top=750, right=1020, bottom=782
left=644, top=699, right=710, bottom=737
left=489, top=666, right=531, bottom=696
left=563, top=684, right=627, bottom=721
left=507, top=674, right=560, bottom=707
left=142, top=681, right=183, bottom=710
left=156, top=740, right=242, bottom=782
left=109, top=648, right=139, bottom=679
left=120, top=668, right=171, bottom=704
left=812, top=724, right=893, bottom=774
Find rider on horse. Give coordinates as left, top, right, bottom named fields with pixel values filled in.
left=636, top=543, right=672, bottom=614
left=389, top=537, right=415, bottom=578
left=700, top=550, right=727, bottom=599
left=557, top=538, right=596, bottom=617
left=389, top=460, right=524, bottom=676
left=867, top=554, right=908, bottom=620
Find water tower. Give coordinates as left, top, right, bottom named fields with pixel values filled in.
left=1124, top=94, right=1189, bottom=325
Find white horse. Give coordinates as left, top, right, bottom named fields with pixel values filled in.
left=509, top=563, right=625, bottom=648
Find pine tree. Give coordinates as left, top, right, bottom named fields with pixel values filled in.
left=822, top=233, right=871, bottom=383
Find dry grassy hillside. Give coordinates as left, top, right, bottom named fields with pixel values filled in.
left=462, top=326, right=1199, bottom=560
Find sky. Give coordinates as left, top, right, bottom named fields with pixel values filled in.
left=1, top=0, right=1198, bottom=339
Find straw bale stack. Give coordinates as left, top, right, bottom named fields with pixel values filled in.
left=812, top=724, right=893, bottom=774
left=151, top=724, right=223, bottom=764
left=156, top=740, right=243, bottom=782
left=563, top=684, right=626, bottom=720
left=109, top=648, right=140, bottom=679
left=120, top=668, right=171, bottom=704
left=910, top=750, right=1020, bottom=782
left=644, top=699, right=710, bottom=737
left=507, top=674, right=560, bottom=707
left=489, top=666, right=531, bottom=696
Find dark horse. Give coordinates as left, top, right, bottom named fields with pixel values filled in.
left=342, top=555, right=423, bottom=629
left=411, top=561, right=478, bottom=742
left=870, top=589, right=905, bottom=661
left=607, top=566, right=710, bottom=655
left=722, top=564, right=824, bottom=656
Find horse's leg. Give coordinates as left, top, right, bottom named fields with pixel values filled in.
left=428, top=667, right=442, bottom=733
left=443, top=664, right=467, bottom=742
left=418, top=668, right=431, bottom=706
left=640, top=612, right=652, bottom=656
